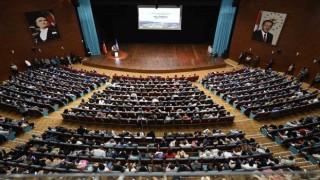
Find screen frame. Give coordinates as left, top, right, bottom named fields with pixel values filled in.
left=137, top=5, right=183, bottom=30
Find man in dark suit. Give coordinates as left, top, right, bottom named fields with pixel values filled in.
left=34, top=16, right=60, bottom=43
left=212, top=51, right=218, bottom=64
left=252, top=20, right=273, bottom=44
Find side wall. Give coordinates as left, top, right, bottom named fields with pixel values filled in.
left=229, top=0, right=320, bottom=84
left=0, top=0, right=85, bottom=80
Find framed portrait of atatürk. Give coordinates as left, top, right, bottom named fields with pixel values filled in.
left=25, top=10, right=61, bottom=44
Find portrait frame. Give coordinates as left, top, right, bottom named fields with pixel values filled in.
left=25, top=10, right=61, bottom=44
left=252, top=10, right=287, bottom=46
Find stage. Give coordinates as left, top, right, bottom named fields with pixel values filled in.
left=83, top=43, right=227, bottom=73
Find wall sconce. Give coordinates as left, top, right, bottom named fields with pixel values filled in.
left=296, top=52, right=300, bottom=56
left=38, top=48, right=42, bottom=52
left=272, top=51, right=275, bottom=54
left=11, top=50, right=15, bottom=54
left=249, top=48, right=252, bottom=52
left=31, top=47, right=37, bottom=53
left=314, top=59, right=320, bottom=64
left=276, top=49, right=282, bottom=55
left=61, top=46, right=64, bottom=50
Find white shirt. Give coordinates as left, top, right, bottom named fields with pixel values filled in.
left=25, top=60, right=31, bottom=66
left=11, top=65, right=17, bottom=70
left=208, top=46, right=212, bottom=54
left=166, top=167, right=178, bottom=172
left=242, top=163, right=257, bottom=170
left=91, top=149, right=106, bottom=157
left=223, top=151, right=233, bottom=158
left=40, top=28, right=49, bottom=41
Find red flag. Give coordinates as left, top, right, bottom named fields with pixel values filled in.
left=102, top=41, right=107, bottom=54
left=254, top=10, right=262, bottom=31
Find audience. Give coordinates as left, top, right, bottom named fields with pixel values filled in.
left=63, top=74, right=234, bottom=125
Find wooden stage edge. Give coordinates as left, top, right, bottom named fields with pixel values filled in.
left=83, top=60, right=227, bottom=73
left=82, top=43, right=228, bottom=73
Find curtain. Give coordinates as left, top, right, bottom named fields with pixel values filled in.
left=213, top=0, right=236, bottom=56
left=77, top=0, right=100, bottom=55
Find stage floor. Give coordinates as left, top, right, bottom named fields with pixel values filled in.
left=83, top=43, right=226, bottom=73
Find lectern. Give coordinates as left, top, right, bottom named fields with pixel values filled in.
left=112, top=50, right=119, bottom=58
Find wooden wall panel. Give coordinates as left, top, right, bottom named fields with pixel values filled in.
left=229, top=0, right=320, bottom=84
left=0, top=0, right=85, bottom=81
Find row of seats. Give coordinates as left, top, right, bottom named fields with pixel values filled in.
left=64, top=114, right=234, bottom=125
left=0, top=67, right=109, bottom=116
left=0, top=127, right=298, bottom=174
left=112, top=74, right=199, bottom=82
left=260, top=115, right=320, bottom=165
left=0, top=115, right=32, bottom=143
left=201, top=68, right=320, bottom=120
left=63, top=74, right=234, bottom=125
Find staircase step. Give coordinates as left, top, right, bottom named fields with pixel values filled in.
left=262, top=144, right=279, bottom=148
left=246, top=134, right=264, bottom=138
left=297, top=161, right=313, bottom=167
left=300, top=165, right=320, bottom=171
left=260, top=142, right=277, bottom=146
left=267, top=146, right=289, bottom=153
left=295, top=158, right=308, bottom=163
left=274, top=151, right=292, bottom=156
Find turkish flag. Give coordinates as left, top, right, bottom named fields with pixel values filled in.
left=102, top=41, right=107, bottom=54
left=254, top=10, right=262, bottom=31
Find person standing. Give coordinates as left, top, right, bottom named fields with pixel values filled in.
left=212, top=52, right=218, bottom=64
left=25, top=59, right=32, bottom=70
left=265, top=58, right=274, bottom=70
left=238, top=52, right=245, bottom=65
left=19, top=103, right=29, bottom=119
left=10, top=63, right=18, bottom=76
left=252, top=56, right=260, bottom=68
left=298, top=67, right=309, bottom=82
left=244, top=55, right=252, bottom=67
left=309, top=73, right=320, bottom=88
left=284, top=64, right=295, bottom=75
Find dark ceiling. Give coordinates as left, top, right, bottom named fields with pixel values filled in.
left=91, top=0, right=221, bottom=6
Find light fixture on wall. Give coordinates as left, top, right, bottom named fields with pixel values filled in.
left=314, top=59, right=320, bottom=64
left=272, top=49, right=281, bottom=55
left=32, top=47, right=37, bottom=53
left=296, top=52, right=300, bottom=56
left=11, top=49, right=15, bottom=54
left=249, top=48, right=252, bottom=52
left=276, top=49, right=282, bottom=55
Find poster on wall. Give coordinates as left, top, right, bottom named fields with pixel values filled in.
left=252, top=10, right=287, bottom=45
left=25, top=10, right=60, bottom=44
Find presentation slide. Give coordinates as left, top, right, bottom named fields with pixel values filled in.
left=138, top=6, right=182, bottom=30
